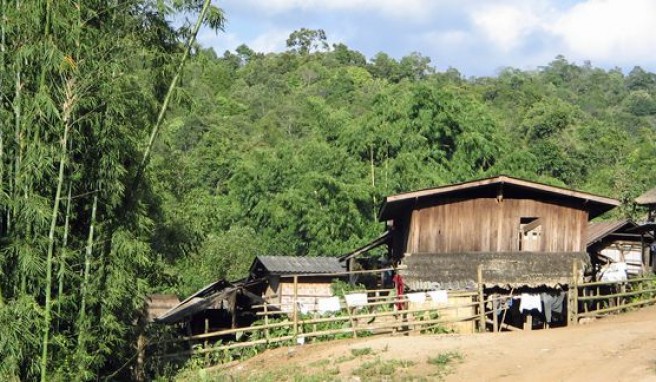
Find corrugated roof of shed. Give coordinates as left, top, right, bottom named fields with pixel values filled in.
left=253, top=255, right=345, bottom=275
left=585, top=219, right=634, bottom=246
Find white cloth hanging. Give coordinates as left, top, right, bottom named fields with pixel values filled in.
left=519, top=293, right=542, bottom=312
left=345, top=293, right=368, bottom=308
left=317, top=296, right=341, bottom=314
left=427, top=290, right=448, bottom=303
left=407, top=292, right=427, bottom=304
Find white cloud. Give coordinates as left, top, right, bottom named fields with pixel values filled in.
left=249, top=29, right=291, bottom=53
left=469, top=2, right=553, bottom=52
left=227, top=0, right=445, bottom=22
left=198, top=31, right=240, bottom=53
left=552, top=0, right=656, bottom=62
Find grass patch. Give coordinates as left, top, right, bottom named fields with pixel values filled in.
left=427, top=351, right=463, bottom=366
left=350, top=347, right=373, bottom=357
left=308, top=358, right=331, bottom=367
left=426, top=351, right=463, bottom=380
left=334, top=354, right=355, bottom=364
left=352, top=357, right=415, bottom=380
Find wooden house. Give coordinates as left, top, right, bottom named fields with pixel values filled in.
left=586, top=219, right=653, bottom=278
left=379, top=175, right=620, bottom=290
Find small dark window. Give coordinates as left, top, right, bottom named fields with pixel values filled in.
left=519, top=217, right=542, bottom=251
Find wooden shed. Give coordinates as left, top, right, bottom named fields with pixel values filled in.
left=155, top=279, right=265, bottom=334
left=249, top=255, right=346, bottom=313
left=636, top=186, right=656, bottom=221
left=586, top=219, right=653, bottom=278
left=379, top=175, right=620, bottom=289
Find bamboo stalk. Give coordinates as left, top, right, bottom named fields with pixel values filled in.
left=132, top=0, right=213, bottom=192
left=40, top=77, right=75, bottom=382
left=56, top=183, right=73, bottom=325
left=76, top=194, right=98, bottom=357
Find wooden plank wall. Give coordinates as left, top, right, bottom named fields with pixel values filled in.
left=405, top=198, right=588, bottom=254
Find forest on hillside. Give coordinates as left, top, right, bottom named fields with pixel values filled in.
left=1, top=1, right=656, bottom=380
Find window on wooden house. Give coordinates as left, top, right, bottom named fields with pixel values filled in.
left=519, top=217, right=542, bottom=251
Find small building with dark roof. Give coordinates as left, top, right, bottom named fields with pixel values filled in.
left=636, top=186, right=656, bottom=218
left=155, top=255, right=346, bottom=335
left=586, top=219, right=654, bottom=278
left=379, top=175, right=620, bottom=290
left=249, top=255, right=346, bottom=313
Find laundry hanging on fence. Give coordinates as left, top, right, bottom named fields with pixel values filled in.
left=427, top=290, right=448, bottom=303
left=519, top=293, right=542, bottom=312
left=407, top=292, right=426, bottom=304
left=540, top=292, right=565, bottom=323
left=297, top=302, right=311, bottom=315
left=600, top=262, right=628, bottom=282
left=345, top=293, right=368, bottom=308
left=317, top=296, right=341, bottom=314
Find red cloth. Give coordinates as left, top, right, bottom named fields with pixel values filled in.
left=393, top=274, right=405, bottom=310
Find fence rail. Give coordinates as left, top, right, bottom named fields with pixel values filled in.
left=573, top=274, right=656, bottom=322
left=151, top=287, right=489, bottom=363
left=149, top=265, right=656, bottom=371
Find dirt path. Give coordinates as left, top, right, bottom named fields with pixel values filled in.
left=225, top=305, right=656, bottom=381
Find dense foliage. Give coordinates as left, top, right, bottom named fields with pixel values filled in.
left=153, top=40, right=656, bottom=297
left=1, top=3, right=656, bottom=379
left=0, top=0, right=221, bottom=380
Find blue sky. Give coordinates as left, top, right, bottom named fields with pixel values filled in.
left=195, top=0, right=656, bottom=77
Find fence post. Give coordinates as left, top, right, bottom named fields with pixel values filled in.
left=492, top=294, right=499, bottom=333
left=293, top=275, right=298, bottom=343
left=477, top=265, right=485, bottom=332
left=571, top=260, right=578, bottom=325
left=264, top=300, right=270, bottom=342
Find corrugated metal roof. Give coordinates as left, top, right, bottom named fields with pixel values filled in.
left=254, top=256, right=345, bottom=275
left=636, top=187, right=656, bottom=205
left=585, top=220, right=633, bottom=246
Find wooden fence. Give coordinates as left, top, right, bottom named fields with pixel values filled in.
left=149, top=281, right=494, bottom=365
left=148, top=265, right=522, bottom=366
left=572, top=275, right=656, bottom=322
left=149, top=266, right=656, bottom=370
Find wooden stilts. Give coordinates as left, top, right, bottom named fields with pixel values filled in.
left=523, top=313, right=532, bottom=331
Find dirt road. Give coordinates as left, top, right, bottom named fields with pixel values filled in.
left=226, top=305, right=656, bottom=381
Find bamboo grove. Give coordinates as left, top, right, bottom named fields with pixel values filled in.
left=2, top=1, right=656, bottom=381
left=0, top=1, right=222, bottom=380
